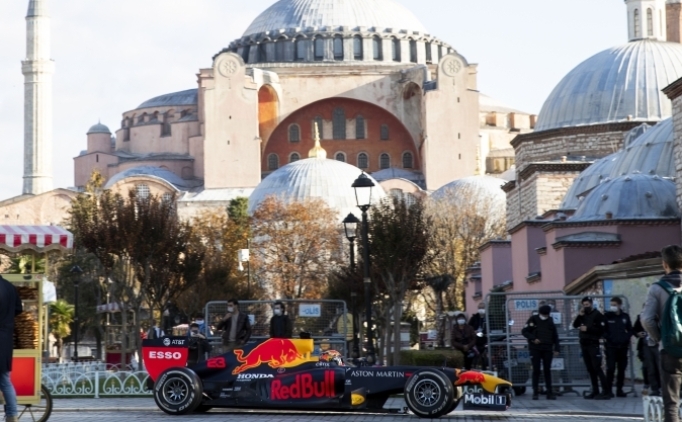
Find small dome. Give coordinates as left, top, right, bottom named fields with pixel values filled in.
left=243, top=0, right=427, bottom=37
left=371, top=168, right=425, bottom=189
left=430, top=176, right=506, bottom=223
left=137, top=89, right=198, bottom=110
left=570, top=174, right=679, bottom=221
left=248, top=158, right=386, bottom=219
left=535, top=40, right=682, bottom=131
left=104, top=166, right=191, bottom=190
left=560, top=153, right=622, bottom=209
left=87, top=122, right=111, bottom=135
left=609, top=117, right=674, bottom=178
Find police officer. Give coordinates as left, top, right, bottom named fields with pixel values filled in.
left=468, top=302, right=488, bottom=370
left=572, top=297, right=609, bottom=400
left=604, top=296, right=633, bottom=398
left=522, top=305, right=559, bottom=400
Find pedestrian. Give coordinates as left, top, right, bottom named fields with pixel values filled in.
left=146, top=319, right=165, bottom=340
left=191, top=313, right=212, bottom=337
left=468, top=302, right=488, bottom=370
left=604, top=296, right=633, bottom=398
left=572, top=296, right=609, bottom=400
left=642, top=245, right=682, bottom=422
left=451, top=312, right=477, bottom=370
left=634, top=313, right=661, bottom=396
left=216, top=299, right=251, bottom=353
left=187, top=323, right=212, bottom=365
left=269, top=301, right=292, bottom=339
left=0, top=275, right=23, bottom=422
left=522, top=305, right=559, bottom=400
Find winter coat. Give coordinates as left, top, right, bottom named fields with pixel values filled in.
left=604, top=311, right=633, bottom=348
left=451, top=323, right=477, bottom=352
left=522, top=315, right=560, bottom=352
left=572, top=308, right=607, bottom=345
left=642, top=271, right=682, bottom=345
left=468, top=313, right=488, bottom=347
left=269, top=314, right=293, bottom=339
left=0, top=276, right=23, bottom=373
left=217, top=312, right=252, bottom=345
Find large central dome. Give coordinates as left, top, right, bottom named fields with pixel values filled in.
left=243, top=0, right=427, bottom=36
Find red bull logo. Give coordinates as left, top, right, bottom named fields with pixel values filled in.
left=271, top=371, right=336, bottom=400
left=232, top=339, right=305, bottom=375
left=455, top=370, right=486, bottom=386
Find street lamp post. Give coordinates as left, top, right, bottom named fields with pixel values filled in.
left=351, top=172, right=376, bottom=364
left=342, top=212, right=361, bottom=360
left=70, top=265, right=83, bottom=362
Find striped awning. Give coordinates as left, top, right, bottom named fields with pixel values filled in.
left=0, top=225, right=74, bottom=253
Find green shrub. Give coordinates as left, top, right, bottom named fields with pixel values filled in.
left=399, top=349, right=464, bottom=368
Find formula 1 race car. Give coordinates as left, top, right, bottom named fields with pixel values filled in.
left=142, top=337, right=513, bottom=418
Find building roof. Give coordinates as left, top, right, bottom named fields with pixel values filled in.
left=535, top=40, right=682, bottom=131
left=137, top=89, right=198, bottom=110
left=87, top=122, right=111, bottom=135
left=371, top=167, right=425, bottom=188
left=561, top=153, right=621, bottom=209
left=104, top=166, right=194, bottom=191
left=248, top=157, right=386, bottom=220
left=479, top=93, right=528, bottom=115
left=243, top=0, right=427, bottom=37
left=570, top=174, right=679, bottom=221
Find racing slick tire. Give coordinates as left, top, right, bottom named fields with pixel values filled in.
left=404, top=370, right=455, bottom=419
left=153, top=367, right=203, bottom=415
left=512, top=386, right=526, bottom=396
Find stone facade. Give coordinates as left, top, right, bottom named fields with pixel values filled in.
left=0, top=189, right=77, bottom=226
left=663, top=78, right=682, bottom=223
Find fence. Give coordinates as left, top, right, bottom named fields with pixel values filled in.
left=484, top=291, right=637, bottom=396
left=204, top=299, right=350, bottom=357
left=41, top=361, right=150, bottom=397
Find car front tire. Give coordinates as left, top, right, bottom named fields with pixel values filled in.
left=153, top=367, right=203, bottom=415
left=404, top=370, right=455, bottom=419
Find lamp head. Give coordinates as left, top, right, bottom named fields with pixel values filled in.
left=342, top=213, right=360, bottom=240
left=351, top=172, right=375, bottom=209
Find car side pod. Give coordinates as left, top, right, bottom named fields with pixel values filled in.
left=404, top=369, right=455, bottom=419
left=153, top=367, right=204, bottom=416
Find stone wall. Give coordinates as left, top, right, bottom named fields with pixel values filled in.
left=671, top=95, right=682, bottom=217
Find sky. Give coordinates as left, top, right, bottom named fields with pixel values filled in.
left=0, top=0, right=626, bottom=200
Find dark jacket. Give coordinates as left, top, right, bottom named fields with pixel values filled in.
left=270, top=314, right=293, bottom=339
left=468, top=313, right=488, bottom=347
left=522, top=315, right=560, bottom=352
left=642, top=271, right=682, bottom=344
left=604, top=310, right=633, bottom=348
left=451, top=323, right=477, bottom=352
left=572, top=308, right=607, bottom=345
left=0, top=276, right=23, bottom=373
left=187, top=335, right=212, bottom=365
left=217, top=312, right=251, bottom=345
left=633, top=315, right=648, bottom=361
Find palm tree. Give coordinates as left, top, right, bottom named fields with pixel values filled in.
left=8, top=255, right=46, bottom=274
left=50, top=299, right=74, bottom=361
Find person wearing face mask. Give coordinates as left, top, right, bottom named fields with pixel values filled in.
left=522, top=305, right=559, bottom=400
left=187, top=323, right=212, bottom=366
left=604, top=296, right=633, bottom=398
left=217, top=299, right=252, bottom=352
left=269, top=301, right=293, bottom=339
left=451, top=312, right=477, bottom=370
left=468, top=303, right=488, bottom=370
left=572, top=296, right=609, bottom=400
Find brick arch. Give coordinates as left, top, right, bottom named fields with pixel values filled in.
left=262, top=97, right=420, bottom=174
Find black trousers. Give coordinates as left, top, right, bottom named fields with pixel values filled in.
left=531, top=349, right=553, bottom=394
left=581, top=344, right=608, bottom=393
left=606, top=346, right=629, bottom=391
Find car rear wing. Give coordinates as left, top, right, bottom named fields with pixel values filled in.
left=142, top=337, right=190, bottom=382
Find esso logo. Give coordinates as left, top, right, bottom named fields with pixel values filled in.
left=149, top=351, right=182, bottom=360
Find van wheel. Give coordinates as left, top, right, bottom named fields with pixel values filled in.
left=404, top=370, right=455, bottom=418
left=153, top=367, right=203, bottom=415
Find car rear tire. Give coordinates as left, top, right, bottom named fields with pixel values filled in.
left=513, top=386, right=526, bottom=396
left=404, top=370, right=455, bottom=419
left=153, top=367, right=203, bottom=415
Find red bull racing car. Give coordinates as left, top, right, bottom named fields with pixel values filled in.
left=142, top=337, right=512, bottom=418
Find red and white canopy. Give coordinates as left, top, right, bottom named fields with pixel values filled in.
left=0, top=225, right=74, bottom=253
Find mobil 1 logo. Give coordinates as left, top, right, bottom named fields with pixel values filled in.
left=462, top=393, right=507, bottom=411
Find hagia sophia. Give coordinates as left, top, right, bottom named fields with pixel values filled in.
left=6, top=0, right=682, bottom=316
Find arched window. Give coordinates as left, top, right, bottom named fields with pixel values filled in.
left=353, top=36, right=363, bottom=60
left=402, top=152, right=413, bottom=169
left=288, top=124, right=300, bottom=142
left=242, top=45, right=251, bottom=63
left=268, top=154, right=279, bottom=170
left=136, top=184, right=150, bottom=199
left=275, top=38, right=286, bottom=61
left=355, top=115, right=366, bottom=139
left=290, top=152, right=300, bottom=163
left=258, top=42, right=267, bottom=62
left=357, top=153, right=368, bottom=169
left=332, top=108, right=346, bottom=139
left=333, top=36, right=343, bottom=60
left=380, top=153, right=390, bottom=169
left=380, top=124, right=389, bottom=140
left=647, top=8, right=653, bottom=37
left=373, top=36, right=383, bottom=60
left=295, top=37, right=306, bottom=61
left=425, top=42, right=432, bottom=63
left=335, top=152, right=346, bottom=162
left=138, top=113, right=146, bottom=124
left=314, top=37, right=325, bottom=61
left=634, top=9, right=641, bottom=38
left=409, top=39, right=417, bottom=63
left=162, top=111, right=173, bottom=136
left=392, top=38, right=401, bottom=62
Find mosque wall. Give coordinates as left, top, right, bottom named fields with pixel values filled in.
left=262, top=97, right=420, bottom=174
left=509, top=223, right=545, bottom=292
left=73, top=152, right=118, bottom=188
left=107, top=177, right=175, bottom=199
left=0, top=190, right=76, bottom=226
left=508, top=170, right=580, bottom=229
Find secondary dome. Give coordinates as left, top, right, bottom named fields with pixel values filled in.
left=248, top=158, right=386, bottom=219
left=87, top=122, right=111, bottom=135
left=560, top=153, right=622, bottom=210
left=570, top=174, right=678, bottom=221
left=610, top=117, right=674, bottom=178
left=104, top=166, right=193, bottom=190
left=137, top=89, right=198, bottom=110
left=243, top=0, right=427, bottom=36
left=430, top=176, right=506, bottom=224
left=535, top=40, right=682, bottom=131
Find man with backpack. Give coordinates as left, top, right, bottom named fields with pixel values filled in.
left=642, top=245, right=682, bottom=422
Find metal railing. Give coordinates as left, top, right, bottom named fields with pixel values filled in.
left=41, top=362, right=150, bottom=397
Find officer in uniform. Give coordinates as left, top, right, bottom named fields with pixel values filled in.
left=522, top=305, right=560, bottom=400
left=604, top=296, right=633, bottom=398
left=572, top=296, right=609, bottom=400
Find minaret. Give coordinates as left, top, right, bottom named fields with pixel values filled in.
left=22, top=0, right=54, bottom=195
left=625, top=0, right=667, bottom=41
